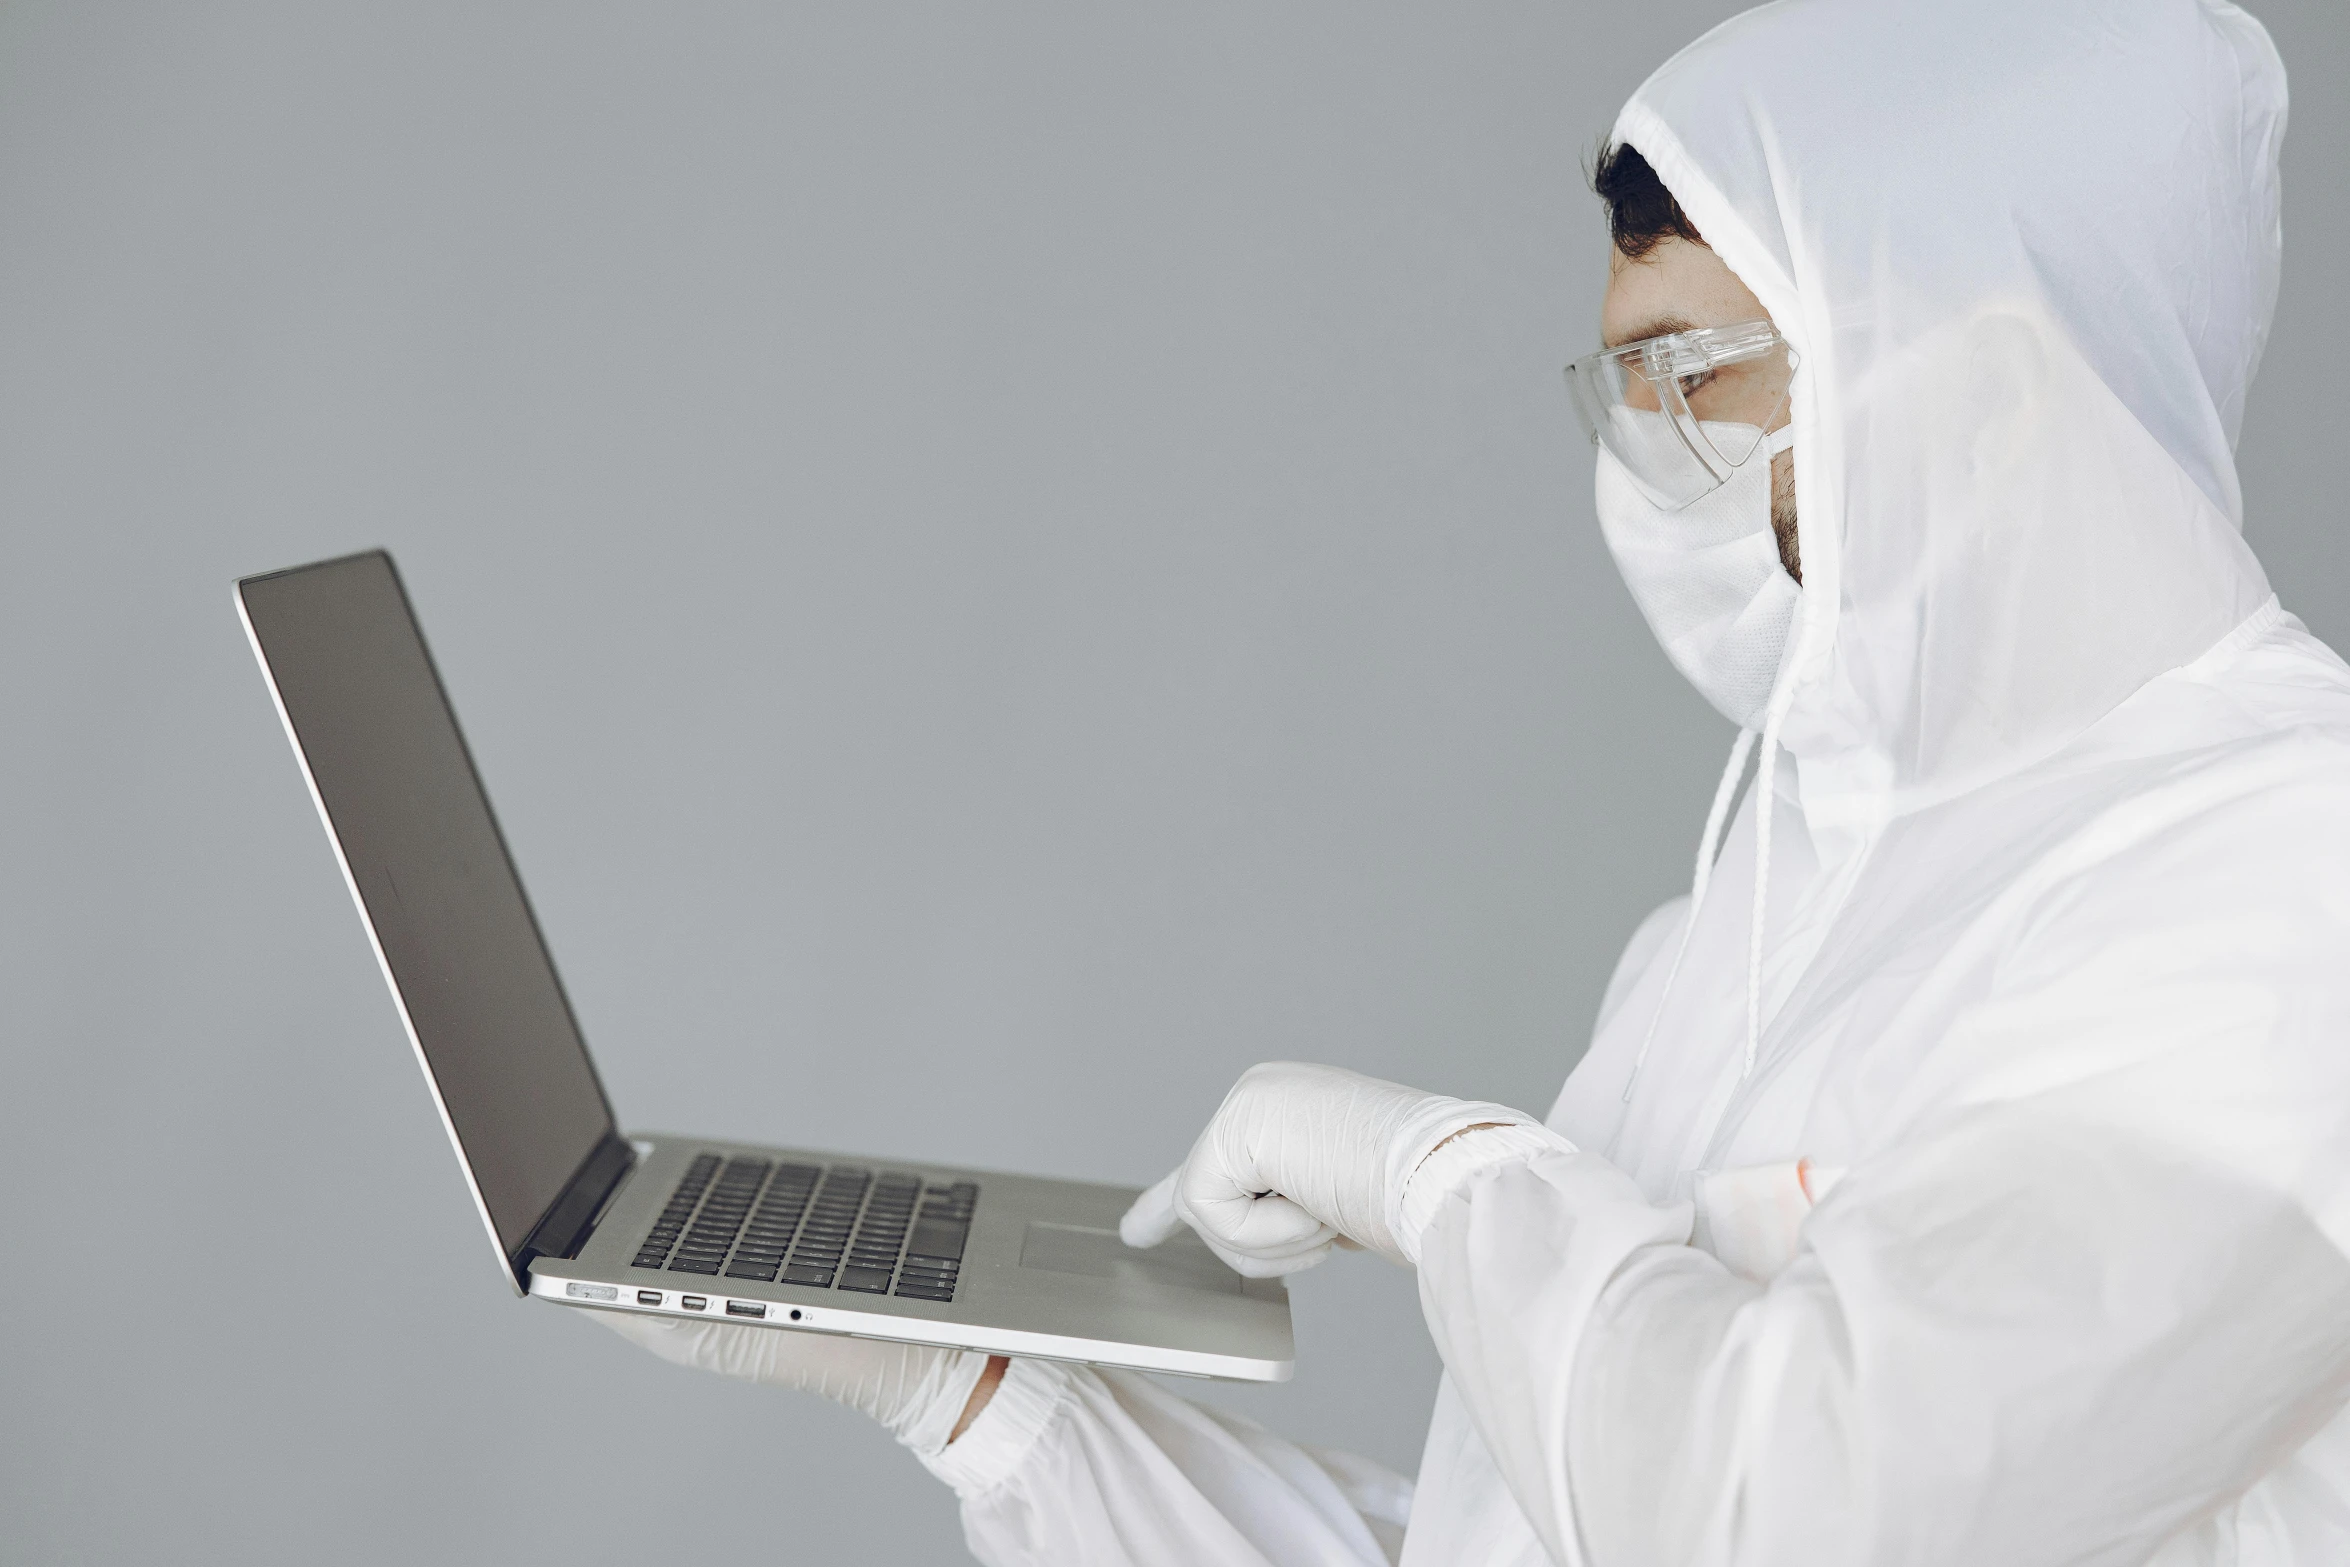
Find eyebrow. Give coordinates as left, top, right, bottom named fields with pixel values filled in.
left=1603, top=312, right=1701, bottom=350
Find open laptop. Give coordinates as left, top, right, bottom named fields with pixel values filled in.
left=237, top=549, right=1291, bottom=1381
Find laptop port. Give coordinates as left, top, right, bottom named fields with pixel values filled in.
left=681, top=1295, right=707, bottom=1311
left=726, top=1300, right=767, bottom=1319
left=637, top=1290, right=662, bottom=1306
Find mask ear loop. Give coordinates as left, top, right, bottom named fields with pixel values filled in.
left=1623, top=726, right=1757, bottom=1103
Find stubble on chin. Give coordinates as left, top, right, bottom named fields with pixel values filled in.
left=1770, top=448, right=1801, bottom=584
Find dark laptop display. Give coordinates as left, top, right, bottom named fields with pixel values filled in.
left=238, top=551, right=621, bottom=1275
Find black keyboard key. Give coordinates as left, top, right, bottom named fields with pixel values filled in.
left=906, top=1214, right=968, bottom=1261
left=640, top=1159, right=974, bottom=1282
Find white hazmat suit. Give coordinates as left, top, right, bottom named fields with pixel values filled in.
left=629, top=1, right=2350, bottom=1561
left=917, top=0, right=2350, bottom=1561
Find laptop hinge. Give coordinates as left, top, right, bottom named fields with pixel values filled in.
left=513, top=1131, right=636, bottom=1285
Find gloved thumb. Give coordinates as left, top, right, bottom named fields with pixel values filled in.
left=1120, top=1169, right=1185, bottom=1249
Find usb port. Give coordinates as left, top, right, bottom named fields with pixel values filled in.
left=726, top=1300, right=768, bottom=1319
left=637, top=1290, right=662, bottom=1306
left=681, top=1295, right=708, bottom=1311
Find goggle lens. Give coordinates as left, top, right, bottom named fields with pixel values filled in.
left=1567, top=322, right=1796, bottom=510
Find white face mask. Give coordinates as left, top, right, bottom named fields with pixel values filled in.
left=1595, top=415, right=1800, bottom=730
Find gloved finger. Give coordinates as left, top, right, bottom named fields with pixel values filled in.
left=1185, top=1181, right=1337, bottom=1260
left=1129, top=1164, right=1334, bottom=1275
left=1201, top=1232, right=1337, bottom=1277
left=590, top=1303, right=843, bottom=1387
left=1119, top=1169, right=1186, bottom=1249
left=588, top=1306, right=726, bottom=1370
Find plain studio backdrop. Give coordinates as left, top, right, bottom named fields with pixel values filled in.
left=2, top=3, right=2343, bottom=1561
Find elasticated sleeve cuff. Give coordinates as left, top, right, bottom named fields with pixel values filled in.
left=916, top=1356, right=1079, bottom=1500
left=1394, top=1121, right=1578, bottom=1265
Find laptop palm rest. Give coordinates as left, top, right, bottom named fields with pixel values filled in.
left=1018, top=1222, right=1243, bottom=1296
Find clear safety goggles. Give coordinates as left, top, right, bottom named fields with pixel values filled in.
left=1566, top=320, right=1798, bottom=510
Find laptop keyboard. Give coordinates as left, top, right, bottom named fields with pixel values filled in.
left=631, top=1152, right=975, bottom=1303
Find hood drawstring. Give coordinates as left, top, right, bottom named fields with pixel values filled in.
left=1741, top=553, right=1821, bottom=1082
left=1623, top=728, right=1757, bottom=1103
left=1625, top=566, right=1814, bottom=1102
left=1742, top=708, right=1787, bottom=1079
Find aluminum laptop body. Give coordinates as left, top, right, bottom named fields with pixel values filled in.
left=237, top=549, right=1291, bottom=1381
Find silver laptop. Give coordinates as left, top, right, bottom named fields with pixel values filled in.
left=237, top=549, right=1291, bottom=1381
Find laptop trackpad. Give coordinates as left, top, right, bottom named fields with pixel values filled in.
left=1019, top=1222, right=1243, bottom=1295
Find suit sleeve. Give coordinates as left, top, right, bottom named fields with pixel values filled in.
left=922, top=1357, right=1411, bottom=1567
left=1414, top=776, right=2350, bottom=1566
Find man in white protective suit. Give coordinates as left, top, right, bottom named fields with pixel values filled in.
left=601, top=0, right=2350, bottom=1560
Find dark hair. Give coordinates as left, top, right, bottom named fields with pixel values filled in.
left=1590, top=140, right=1702, bottom=259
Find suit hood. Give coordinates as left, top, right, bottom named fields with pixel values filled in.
left=1616, top=0, right=2284, bottom=808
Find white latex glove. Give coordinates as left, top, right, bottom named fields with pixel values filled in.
left=593, top=1309, right=992, bottom=1457
left=1118, top=1060, right=1554, bottom=1276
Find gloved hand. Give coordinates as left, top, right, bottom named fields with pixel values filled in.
left=1118, top=1060, right=1552, bottom=1276
left=593, top=1310, right=996, bottom=1457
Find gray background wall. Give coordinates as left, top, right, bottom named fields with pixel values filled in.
left=1, top=3, right=2341, bottom=1561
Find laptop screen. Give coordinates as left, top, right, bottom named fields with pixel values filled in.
left=238, top=551, right=619, bottom=1270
